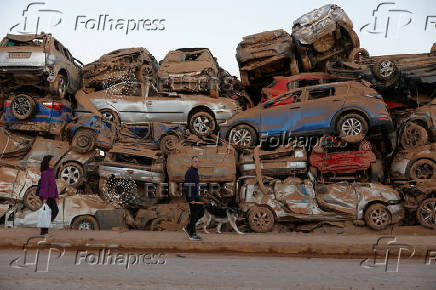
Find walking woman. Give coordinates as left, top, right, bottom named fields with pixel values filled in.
left=39, top=155, right=59, bottom=235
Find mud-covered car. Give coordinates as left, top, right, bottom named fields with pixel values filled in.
left=261, top=73, right=334, bottom=102
left=75, top=81, right=240, bottom=137
left=9, top=195, right=120, bottom=230
left=166, top=144, right=237, bottom=201
left=0, top=33, right=82, bottom=98
left=400, top=181, right=436, bottom=229
left=221, top=81, right=395, bottom=148
left=98, top=144, right=165, bottom=207
left=391, top=143, right=436, bottom=181
left=3, top=95, right=71, bottom=135
left=292, top=4, right=359, bottom=71
left=158, top=48, right=220, bottom=96
left=238, top=176, right=403, bottom=232
left=0, top=137, right=96, bottom=210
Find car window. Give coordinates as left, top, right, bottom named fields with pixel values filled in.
left=270, top=90, right=302, bottom=107
left=308, top=87, right=335, bottom=100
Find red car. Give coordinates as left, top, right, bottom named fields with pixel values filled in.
left=309, top=138, right=380, bottom=182
left=261, top=72, right=333, bottom=103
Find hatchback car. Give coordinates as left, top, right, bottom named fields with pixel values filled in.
left=75, top=82, right=240, bottom=137
left=0, top=33, right=82, bottom=98
left=220, top=81, right=395, bottom=148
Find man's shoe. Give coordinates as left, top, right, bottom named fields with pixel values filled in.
left=189, top=234, right=202, bottom=241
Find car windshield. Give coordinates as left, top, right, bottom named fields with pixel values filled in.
left=1, top=38, right=42, bottom=47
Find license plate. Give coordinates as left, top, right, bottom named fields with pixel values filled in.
left=8, top=52, right=31, bottom=59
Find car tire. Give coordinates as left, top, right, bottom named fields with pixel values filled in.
left=400, top=122, right=428, bottom=150
left=99, top=109, right=120, bottom=125
left=159, top=134, right=181, bottom=154
left=336, top=113, right=368, bottom=137
left=416, top=198, right=436, bottom=229
left=71, top=215, right=99, bottom=230
left=364, top=203, right=392, bottom=231
left=11, top=94, right=36, bottom=120
left=72, top=128, right=96, bottom=153
left=58, top=162, right=84, bottom=188
left=189, top=111, right=216, bottom=137
left=248, top=206, right=275, bottom=233
left=408, top=158, right=436, bottom=181
left=51, top=74, right=68, bottom=99
left=228, top=124, right=257, bottom=148
left=23, top=186, right=42, bottom=211
left=372, top=58, right=398, bottom=82
left=348, top=48, right=369, bottom=64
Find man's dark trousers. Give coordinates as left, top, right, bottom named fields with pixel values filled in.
left=186, top=203, right=204, bottom=236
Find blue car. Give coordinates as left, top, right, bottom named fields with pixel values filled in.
left=220, top=81, right=395, bottom=149
left=3, top=94, right=72, bottom=135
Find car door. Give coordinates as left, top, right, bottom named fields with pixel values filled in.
left=260, top=90, right=305, bottom=138
left=145, top=93, right=189, bottom=122
left=104, top=82, right=147, bottom=123
left=293, top=85, right=347, bottom=134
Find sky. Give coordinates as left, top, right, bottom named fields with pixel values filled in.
left=0, top=0, right=435, bottom=77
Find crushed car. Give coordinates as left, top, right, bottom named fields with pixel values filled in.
left=221, top=81, right=395, bottom=149
left=75, top=81, right=240, bottom=137
left=0, top=33, right=82, bottom=98
left=400, top=181, right=436, bottom=229
left=158, top=48, right=220, bottom=97
left=238, top=174, right=403, bottom=232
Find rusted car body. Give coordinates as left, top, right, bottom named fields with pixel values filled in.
left=9, top=195, right=118, bottom=230
left=83, top=47, right=158, bottom=92
left=391, top=143, right=436, bottom=181
left=0, top=33, right=82, bottom=98
left=400, top=181, right=436, bottom=229
left=166, top=144, right=237, bottom=199
left=238, top=177, right=403, bottom=232
left=0, top=137, right=95, bottom=210
left=236, top=29, right=296, bottom=92
left=158, top=48, right=220, bottom=96
left=98, top=144, right=165, bottom=207
left=74, top=81, right=240, bottom=137
left=292, top=4, right=359, bottom=71
left=221, top=81, right=395, bottom=149
left=238, top=146, right=307, bottom=177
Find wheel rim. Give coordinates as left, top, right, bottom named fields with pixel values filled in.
left=13, top=96, right=31, bottom=117
left=102, top=111, right=114, bottom=122
left=369, top=208, right=389, bottom=227
left=163, top=135, right=178, bottom=151
left=341, top=118, right=362, bottom=135
left=250, top=208, right=273, bottom=231
left=76, top=135, right=91, bottom=149
left=78, top=221, right=93, bottom=230
left=231, top=128, right=252, bottom=146
left=405, top=127, right=424, bottom=146
left=58, top=76, right=67, bottom=97
left=61, top=166, right=81, bottom=185
left=192, top=116, right=212, bottom=134
left=418, top=199, right=436, bottom=227
left=379, top=60, right=394, bottom=78
left=414, top=162, right=435, bottom=179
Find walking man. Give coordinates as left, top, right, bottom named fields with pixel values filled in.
left=183, top=156, right=205, bottom=241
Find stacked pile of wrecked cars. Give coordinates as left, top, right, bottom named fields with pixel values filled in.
left=0, top=4, right=435, bottom=233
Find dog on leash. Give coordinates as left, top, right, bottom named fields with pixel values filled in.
left=196, top=203, right=244, bottom=235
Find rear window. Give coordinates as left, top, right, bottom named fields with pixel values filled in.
left=308, top=87, right=335, bottom=100
left=1, top=38, right=42, bottom=47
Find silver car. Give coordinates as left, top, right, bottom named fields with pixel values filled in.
left=0, top=33, right=82, bottom=98
left=75, top=82, right=240, bottom=137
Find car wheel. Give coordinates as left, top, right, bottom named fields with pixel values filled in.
left=58, top=162, right=84, bottom=187
left=189, top=111, right=216, bottom=137
left=372, top=58, right=398, bottom=82
left=348, top=48, right=370, bottom=64
left=159, top=134, right=181, bottom=154
left=400, top=122, right=428, bottom=150
left=229, top=124, right=257, bottom=148
left=337, top=113, right=368, bottom=137
left=99, top=109, right=120, bottom=125
left=416, top=198, right=436, bottom=229
left=71, top=215, right=99, bottom=230
left=23, top=186, right=42, bottom=211
left=72, top=128, right=96, bottom=153
left=50, top=74, right=68, bottom=99
left=364, top=203, right=391, bottom=231
left=11, top=94, right=36, bottom=120
left=248, top=206, right=275, bottom=233
left=408, top=158, right=436, bottom=181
